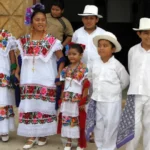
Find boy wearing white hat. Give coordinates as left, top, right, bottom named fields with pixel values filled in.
left=86, top=32, right=129, bottom=150
left=117, top=18, right=150, bottom=150
left=72, top=5, right=105, bottom=65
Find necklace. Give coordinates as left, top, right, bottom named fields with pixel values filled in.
left=64, top=62, right=80, bottom=90
left=30, top=31, right=45, bottom=72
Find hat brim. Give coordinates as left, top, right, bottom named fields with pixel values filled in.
left=133, top=28, right=150, bottom=31
left=78, top=13, right=103, bottom=18
left=93, top=35, right=122, bottom=53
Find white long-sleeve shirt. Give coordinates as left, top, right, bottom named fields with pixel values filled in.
left=88, top=56, right=129, bottom=102
left=72, top=26, right=105, bottom=65
left=128, top=43, right=150, bottom=96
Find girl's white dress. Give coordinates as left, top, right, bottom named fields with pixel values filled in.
left=60, top=62, right=88, bottom=138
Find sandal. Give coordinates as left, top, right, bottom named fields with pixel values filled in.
left=1, top=134, right=9, bottom=142
left=23, top=137, right=38, bottom=149
left=38, top=137, right=47, bottom=146
left=64, top=141, right=72, bottom=150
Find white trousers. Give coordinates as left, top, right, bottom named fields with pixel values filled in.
left=126, top=95, right=150, bottom=150
left=94, top=101, right=121, bottom=150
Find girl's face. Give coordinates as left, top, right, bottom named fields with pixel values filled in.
left=97, top=39, right=115, bottom=59
left=68, top=48, right=82, bottom=64
left=51, top=5, right=63, bottom=18
left=32, top=12, right=46, bottom=32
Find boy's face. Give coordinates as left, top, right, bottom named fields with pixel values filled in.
left=97, top=39, right=115, bottom=59
left=137, top=30, right=150, bottom=48
left=51, top=5, right=64, bottom=18
left=82, top=16, right=99, bottom=30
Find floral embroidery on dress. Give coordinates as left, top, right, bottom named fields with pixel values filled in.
left=62, top=116, right=79, bottom=127
left=63, top=91, right=82, bottom=102
left=61, top=62, right=88, bottom=82
left=19, top=112, right=56, bottom=124
left=20, top=85, right=56, bottom=102
left=20, top=34, right=56, bottom=56
left=0, top=106, right=14, bottom=121
left=0, top=73, right=10, bottom=87
left=0, top=29, right=12, bottom=50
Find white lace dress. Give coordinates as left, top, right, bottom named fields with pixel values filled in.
left=0, top=29, right=17, bottom=135
left=60, top=62, right=88, bottom=138
left=16, top=34, right=62, bottom=137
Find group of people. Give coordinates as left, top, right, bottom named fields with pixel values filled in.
left=0, top=0, right=150, bottom=150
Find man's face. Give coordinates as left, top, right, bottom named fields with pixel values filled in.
left=82, top=16, right=99, bottom=30
left=137, top=30, right=150, bottom=48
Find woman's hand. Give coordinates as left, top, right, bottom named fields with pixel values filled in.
left=55, top=75, right=62, bottom=86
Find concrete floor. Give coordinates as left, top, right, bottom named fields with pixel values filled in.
left=0, top=133, right=143, bottom=150
left=0, top=107, right=143, bottom=150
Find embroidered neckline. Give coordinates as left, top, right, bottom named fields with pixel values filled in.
left=0, top=29, right=12, bottom=51
left=20, top=34, right=56, bottom=57
left=61, top=62, right=88, bottom=82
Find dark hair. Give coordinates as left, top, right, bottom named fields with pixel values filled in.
left=51, top=0, right=64, bottom=10
left=31, top=6, right=46, bottom=23
left=69, top=44, right=84, bottom=54
left=109, top=41, right=116, bottom=49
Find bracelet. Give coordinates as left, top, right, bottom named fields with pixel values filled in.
left=11, top=63, right=17, bottom=71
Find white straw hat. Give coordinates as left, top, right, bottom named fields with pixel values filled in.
left=78, top=5, right=103, bottom=18
left=133, top=18, right=150, bottom=31
left=93, top=31, right=122, bottom=53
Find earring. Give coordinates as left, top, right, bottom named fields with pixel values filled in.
left=30, top=26, right=34, bottom=32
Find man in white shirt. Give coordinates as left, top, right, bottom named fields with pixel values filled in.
left=117, top=18, right=150, bottom=150
left=72, top=5, right=105, bottom=65
left=72, top=5, right=105, bottom=143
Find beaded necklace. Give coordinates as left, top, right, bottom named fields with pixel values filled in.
left=30, top=31, right=45, bottom=72
left=64, top=62, right=80, bottom=90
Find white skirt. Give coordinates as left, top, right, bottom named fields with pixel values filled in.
left=61, top=126, right=79, bottom=139
left=60, top=101, right=80, bottom=139
left=17, top=121, right=57, bottom=137
left=0, top=117, right=15, bottom=135
left=60, top=101, right=79, bottom=117
left=0, top=87, right=15, bottom=106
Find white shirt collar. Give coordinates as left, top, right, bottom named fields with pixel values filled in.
left=139, top=43, right=150, bottom=53
left=100, top=55, right=114, bottom=64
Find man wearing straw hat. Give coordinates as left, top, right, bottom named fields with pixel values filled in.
left=117, top=18, right=150, bottom=150
left=71, top=5, right=105, bottom=143
left=72, top=5, right=105, bottom=65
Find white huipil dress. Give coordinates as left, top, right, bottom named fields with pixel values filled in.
left=0, top=29, right=16, bottom=135
left=60, top=62, right=88, bottom=138
left=16, top=34, right=62, bottom=137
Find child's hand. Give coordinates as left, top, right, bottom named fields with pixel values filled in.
left=79, top=105, right=85, bottom=111
left=55, top=81, right=62, bottom=86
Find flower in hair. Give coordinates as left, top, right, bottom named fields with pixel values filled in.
left=24, top=3, right=45, bottom=25
left=32, top=3, right=45, bottom=10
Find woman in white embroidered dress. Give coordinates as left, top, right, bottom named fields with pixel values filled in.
left=0, top=29, right=17, bottom=142
left=15, top=4, right=65, bottom=149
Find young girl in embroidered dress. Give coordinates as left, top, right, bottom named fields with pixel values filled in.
left=15, top=3, right=65, bottom=149
left=0, top=29, right=17, bottom=142
left=58, top=43, right=90, bottom=150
